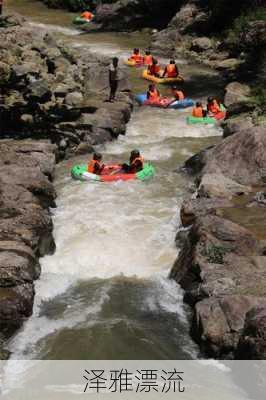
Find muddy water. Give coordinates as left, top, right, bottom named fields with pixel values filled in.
left=6, top=0, right=224, bottom=361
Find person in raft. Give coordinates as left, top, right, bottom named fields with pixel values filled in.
left=87, top=153, right=105, bottom=175
left=207, top=97, right=221, bottom=115
left=129, top=48, right=143, bottom=64
left=192, top=102, right=207, bottom=118
left=147, top=84, right=160, bottom=102
left=121, top=150, right=144, bottom=174
left=171, top=85, right=185, bottom=101
left=81, top=10, right=94, bottom=21
left=162, top=60, right=179, bottom=78
left=147, top=58, right=161, bottom=77
left=109, top=57, right=119, bottom=102
left=143, top=50, right=153, bottom=66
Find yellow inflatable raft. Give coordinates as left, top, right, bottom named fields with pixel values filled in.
left=142, top=69, right=184, bottom=84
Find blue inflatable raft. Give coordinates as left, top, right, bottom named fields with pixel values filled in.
left=135, top=93, right=194, bottom=109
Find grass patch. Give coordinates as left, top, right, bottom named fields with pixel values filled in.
left=202, top=245, right=231, bottom=264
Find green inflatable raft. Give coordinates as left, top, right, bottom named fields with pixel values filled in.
left=187, top=116, right=216, bottom=125
left=73, top=16, right=92, bottom=25
left=71, top=163, right=155, bottom=183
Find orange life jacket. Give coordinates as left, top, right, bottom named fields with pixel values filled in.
left=208, top=100, right=221, bottom=115
left=131, top=156, right=144, bottom=170
left=143, top=55, right=153, bottom=65
left=131, top=54, right=143, bottom=64
left=82, top=11, right=93, bottom=20
left=88, top=159, right=101, bottom=174
left=148, top=88, right=160, bottom=101
left=149, top=65, right=161, bottom=75
left=192, top=106, right=204, bottom=118
left=174, top=90, right=185, bottom=100
left=166, top=64, right=178, bottom=78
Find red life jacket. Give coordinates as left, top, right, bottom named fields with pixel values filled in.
left=148, top=65, right=161, bottom=75
left=81, top=11, right=93, bottom=20
left=143, top=55, right=153, bottom=65
left=88, top=159, right=101, bottom=174
left=192, top=106, right=204, bottom=118
left=166, top=64, right=178, bottom=78
left=174, top=90, right=185, bottom=100
left=208, top=100, right=221, bottom=115
left=131, top=54, right=143, bottom=64
left=148, top=89, right=160, bottom=101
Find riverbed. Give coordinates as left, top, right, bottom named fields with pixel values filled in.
left=6, top=0, right=223, bottom=361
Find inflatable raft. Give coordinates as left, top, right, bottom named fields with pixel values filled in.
left=135, top=93, right=194, bottom=109
left=187, top=116, right=216, bottom=125
left=71, top=163, right=155, bottom=182
left=142, top=69, right=184, bottom=84
left=187, top=110, right=226, bottom=125
left=73, top=16, right=93, bottom=25
left=124, top=59, right=144, bottom=67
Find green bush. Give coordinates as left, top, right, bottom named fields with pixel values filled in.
left=202, top=245, right=230, bottom=264
left=226, top=6, right=266, bottom=46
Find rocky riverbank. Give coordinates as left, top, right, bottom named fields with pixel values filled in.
left=0, top=14, right=133, bottom=159
left=170, top=84, right=266, bottom=359
left=0, top=139, right=56, bottom=359
left=0, top=13, right=133, bottom=358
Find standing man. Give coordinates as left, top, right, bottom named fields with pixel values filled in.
left=0, top=0, right=3, bottom=15
left=109, top=57, right=119, bottom=102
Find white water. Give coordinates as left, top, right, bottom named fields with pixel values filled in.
left=7, top=104, right=221, bottom=360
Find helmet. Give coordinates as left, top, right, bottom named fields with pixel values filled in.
left=172, top=85, right=178, bottom=90
left=131, top=149, right=140, bottom=158
left=207, top=96, right=214, bottom=103
left=93, top=152, right=102, bottom=161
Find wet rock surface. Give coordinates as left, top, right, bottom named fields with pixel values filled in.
left=0, top=140, right=56, bottom=352
left=0, top=15, right=133, bottom=160
left=171, top=123, right=266, bottom=359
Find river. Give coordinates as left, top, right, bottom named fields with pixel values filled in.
left=5, top=0, right=223, bottom=361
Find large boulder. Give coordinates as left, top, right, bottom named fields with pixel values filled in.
left=237, top=305, right=266, bottom=359
left=26, top=79, right=52, bottom=103
left=168, top=3, right=210, bottom=35
left=224, top=81, right=252, bottom=107
left=64, top=91, right=84, bottom=107
left=0, top=140, right=56, bottom=336
left=222, top=115, right=254, bottom=138
left=198, top=173, right=251, bottom=199
left=170, top=212, right=266, bottom=358
left=202, top=126, right=266, bottom=186
left=191, top=37, right=213, bottom=52
left=185, top=126, right=266, bottom=186
left=92, top=0, right=180, bottom=31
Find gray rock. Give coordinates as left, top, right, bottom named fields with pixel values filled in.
left=224, top=82, right=251, bottom=107
left=222, top=115, right=254, bottom=138
left=215, top=58, right=243, bottom=71
left=64, top=91, right=84, bottom=107
left=26, top=79, right=52, bottom=103
left=237, top=305, right=266, bottom=359
left=198, top=173, right=251, bottom=199
left=74, top=142, right=94, bottom=155
left=0, top=61, right=11, bottom=84
left=191, top=37, right=213, bottom=52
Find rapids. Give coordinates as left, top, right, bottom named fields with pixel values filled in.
left=6, top=0, right=223, bottom=361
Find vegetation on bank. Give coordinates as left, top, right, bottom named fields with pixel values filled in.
left=42, top=0, right=97, bottom=11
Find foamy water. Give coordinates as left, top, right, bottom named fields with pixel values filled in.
left=7, top=106, right=221, bottom=361
left=1, top=5, right=255, bottom=399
